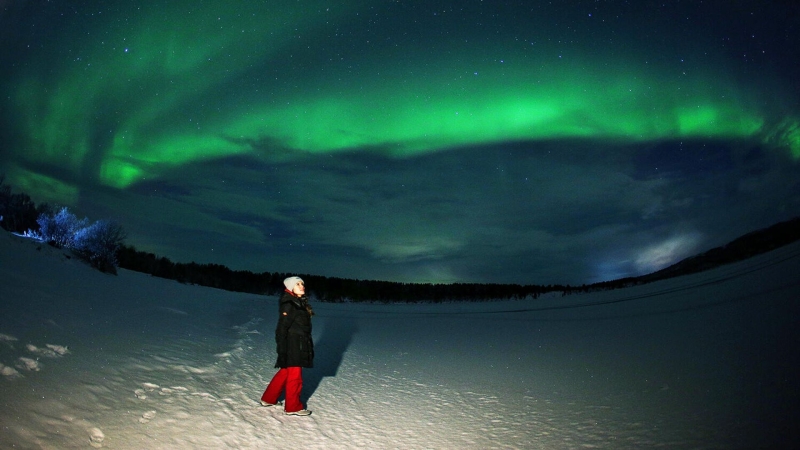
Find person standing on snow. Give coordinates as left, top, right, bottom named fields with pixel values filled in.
left=260, top=276, right=315, bottom=416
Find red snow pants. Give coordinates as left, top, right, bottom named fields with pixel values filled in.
left=261, top=367, right=303, bottom=412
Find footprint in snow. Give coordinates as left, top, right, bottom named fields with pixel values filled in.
left=0, top=333, right=18, bottom=348
left=139, top=410, right=157, bottom=424
left=134, top=382, right=161, bottom=399
left=88, top=427, right=105, bottom=448
left=46, top=344, right=70, bottom=355
left=159, top=385, right=189, bottom=395
left=16, top=357, right=40, bottom=371
left=26, top=343, right=70, bottom=357
left=0, top=363, right=21, bottom=378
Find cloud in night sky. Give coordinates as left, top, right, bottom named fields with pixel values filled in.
left=1, top=0, right=799, bottom=285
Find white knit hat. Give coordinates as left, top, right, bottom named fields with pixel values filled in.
left=283, top=276, right=304, bottom=291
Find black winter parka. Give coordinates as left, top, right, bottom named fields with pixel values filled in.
left=274, top=291, right=314, bottom=368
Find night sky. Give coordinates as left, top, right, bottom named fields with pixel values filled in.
left=1, top=1, right=799, bottom=285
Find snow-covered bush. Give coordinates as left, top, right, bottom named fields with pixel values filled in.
left=72, top=220, right=126, bottom=274
left=36, top=207, right=126, bottom=273
left=36, top=207, right=88, bottom=248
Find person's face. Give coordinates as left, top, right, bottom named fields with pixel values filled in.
left=292, top=281, right=305, bottom=296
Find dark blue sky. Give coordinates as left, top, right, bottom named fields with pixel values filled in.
left=1, top=0, right=799, bottom=284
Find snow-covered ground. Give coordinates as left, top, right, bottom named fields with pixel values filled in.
left=1, top=231, right=798, bottom=449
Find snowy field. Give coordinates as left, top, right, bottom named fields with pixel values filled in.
left=1, top=231, right=798, bottom=449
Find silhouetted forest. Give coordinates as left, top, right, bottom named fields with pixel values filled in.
left=4, top=176, right=800, bottom=302
left=116, top=245, right=565, bottom=302
left=116, top=215, right=800, bottom=302
left=0, top=176, right=51, bottom=234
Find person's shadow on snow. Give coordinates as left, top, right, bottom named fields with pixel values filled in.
left=303, top=316, right=358, bottom=401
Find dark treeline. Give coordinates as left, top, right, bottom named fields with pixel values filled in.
left=118, top=245, right=282, bottom=295
left=117, top=244, right=568, bottom=302
left=300, top=276, right=561, bottom=303
left=108, top=215, right=800, bottom=302
left=0, top=175, right=52, bottom=234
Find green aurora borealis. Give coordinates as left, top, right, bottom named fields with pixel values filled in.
left=5, top=1, right=798, bottom=195
left=1, top=0, right=799, bottom=284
